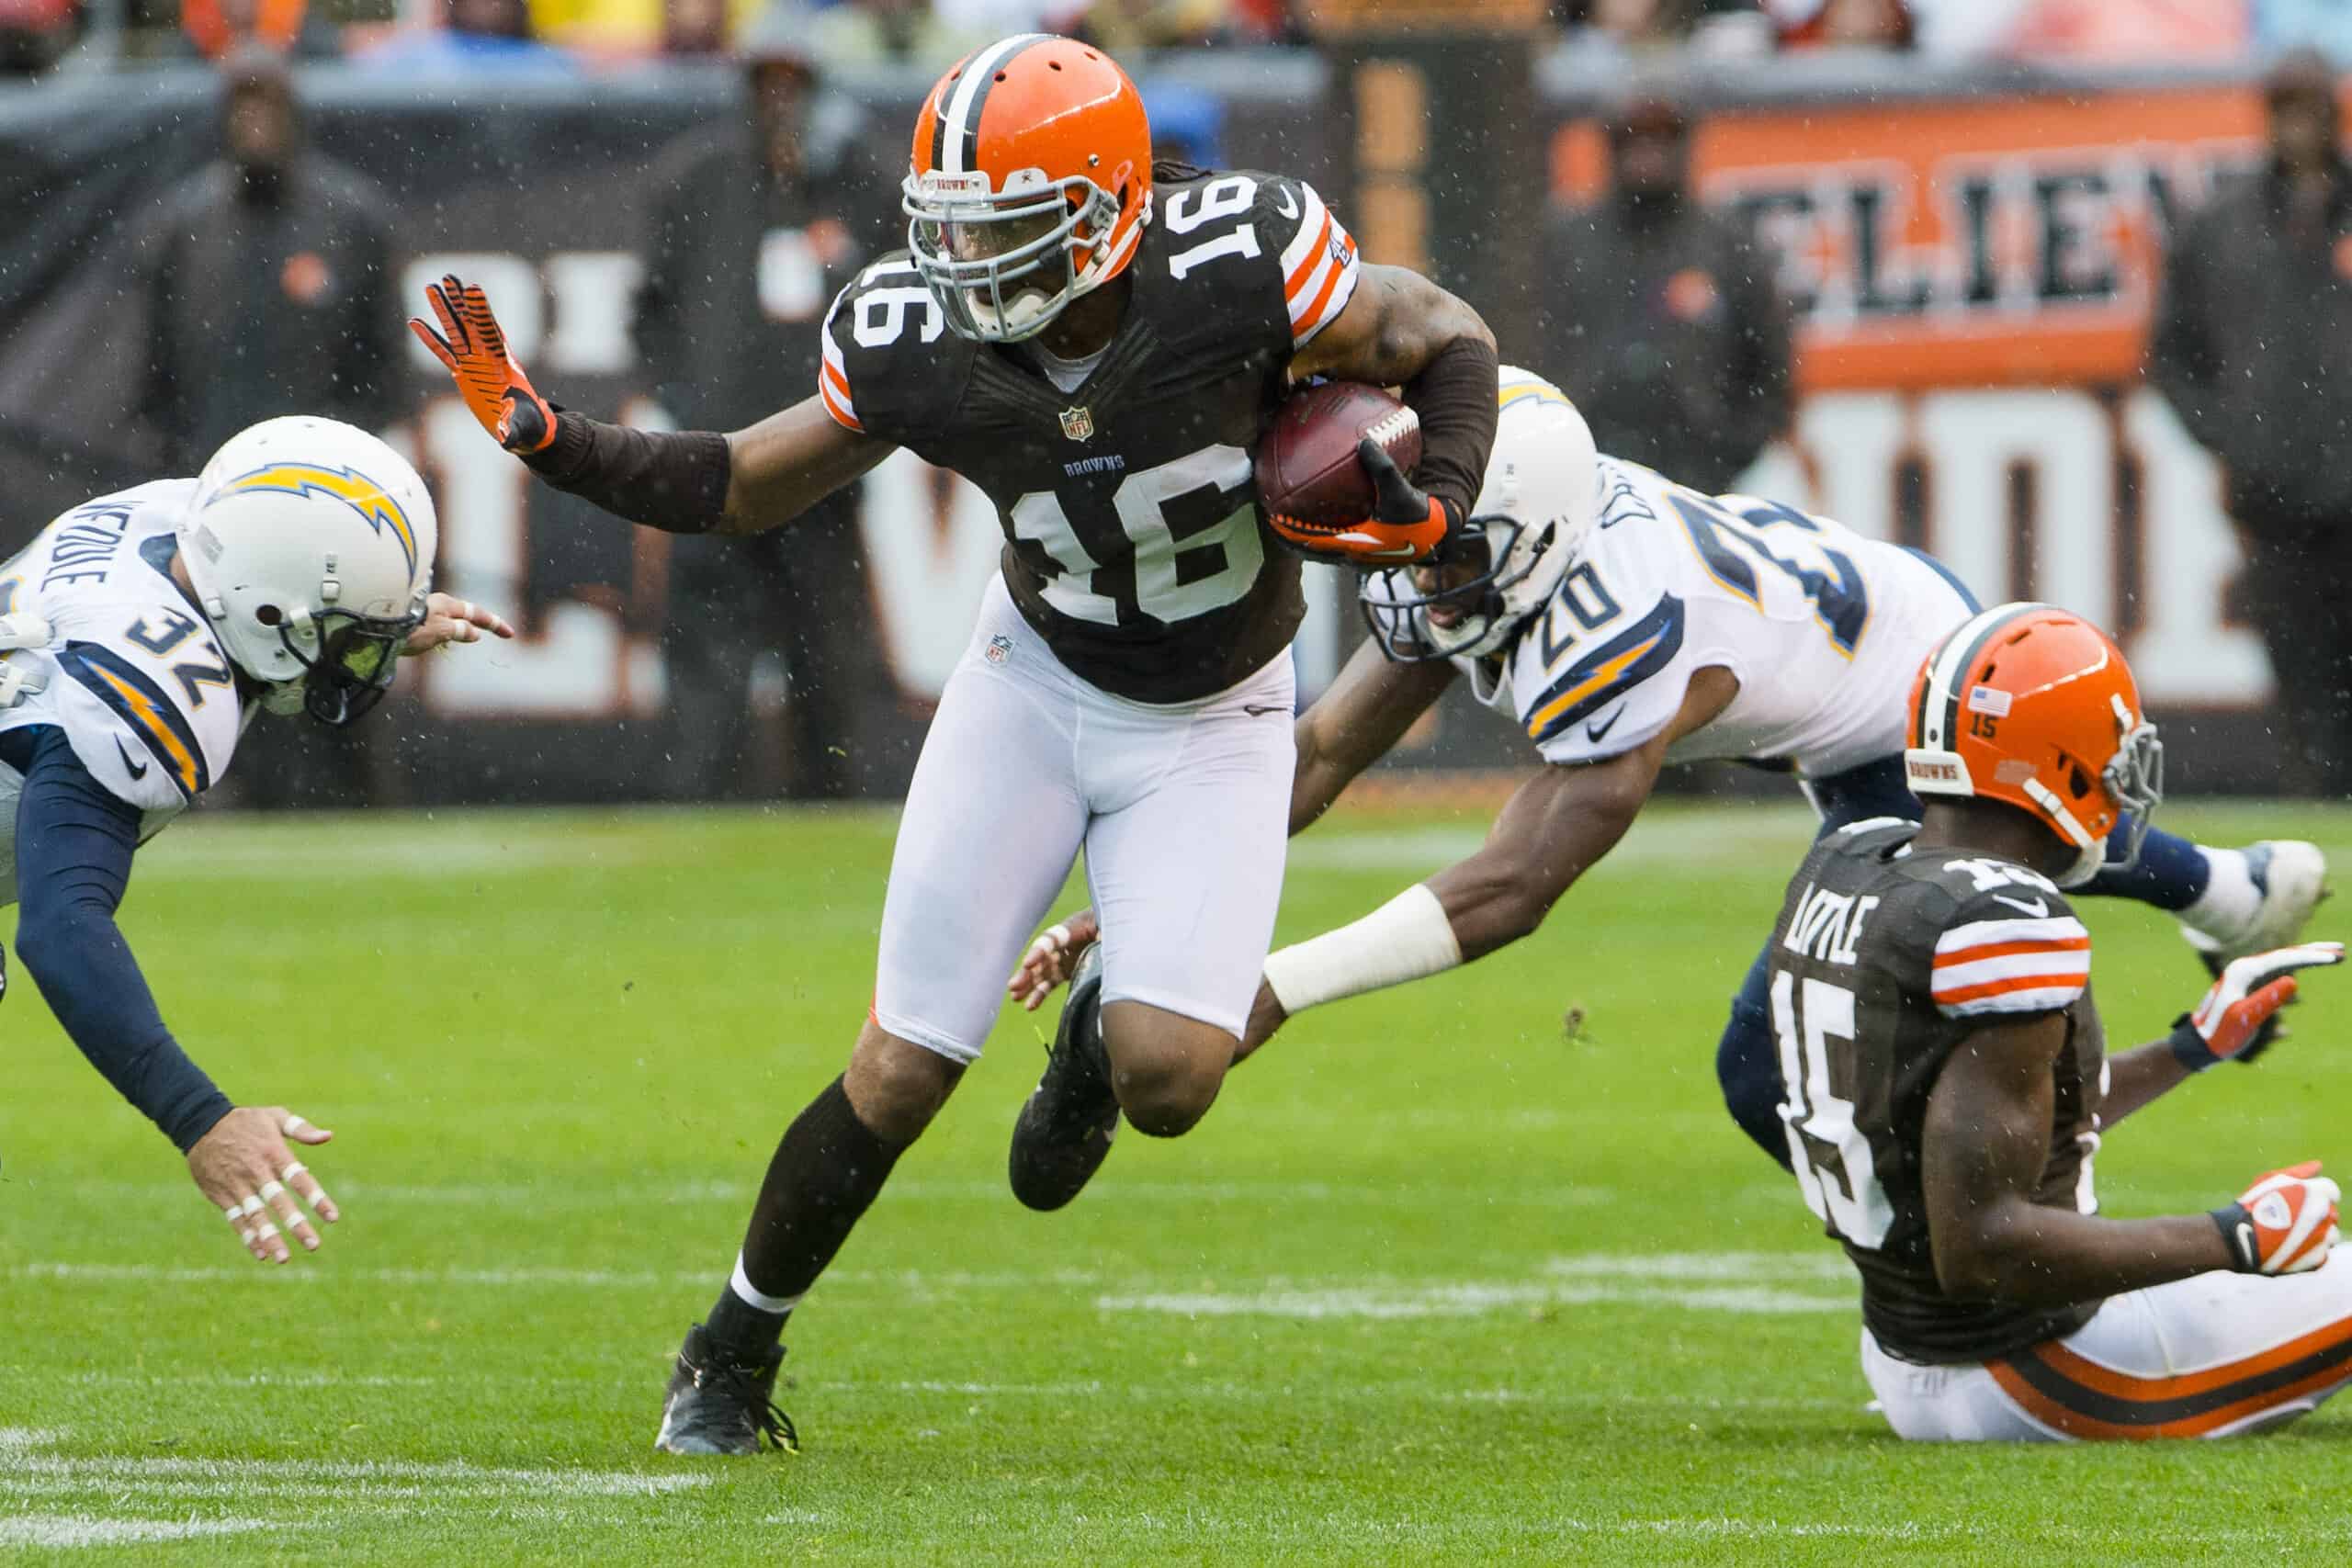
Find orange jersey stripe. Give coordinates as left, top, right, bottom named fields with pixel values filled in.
left=1283, top=212, right=1335, bottom=300
left=818, top=377, right=862, bottom=433
left=1934, top=935, right=2093, bottom=970
left=1931, top=970, right=2087, bottom=1004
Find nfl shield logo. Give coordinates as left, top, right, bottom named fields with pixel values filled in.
left=984, top=634, right=1014, bottom=666
left=1058, top=405, right=1094, bottom=442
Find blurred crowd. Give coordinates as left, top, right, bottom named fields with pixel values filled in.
left=12, top=0, right=2352, bottom=77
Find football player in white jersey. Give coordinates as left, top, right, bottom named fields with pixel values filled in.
left=0, top=415, right=511, bottom=1263
left=1012, top=368, right=2325, bottom=1169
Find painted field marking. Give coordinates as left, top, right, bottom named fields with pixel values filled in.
left=1096, top=1252, right=1853, bottom=1320
left=6, top=1253, right=1852, bottom=1321
left=0, top=1514, right=276, bottom=1549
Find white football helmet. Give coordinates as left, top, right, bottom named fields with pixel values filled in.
left=1360, top=366, right=1600, bottom=664
left=179, top=416, right=435, bottom=725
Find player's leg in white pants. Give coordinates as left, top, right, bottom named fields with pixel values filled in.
left=868, top=582, right=1091, bottom=1087
left=1079, top=652, right=1295, bottom=1134
left=1861, top=1255, right=2352, bottom=1439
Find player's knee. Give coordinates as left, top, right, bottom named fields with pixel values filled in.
left=1102, top=1004, right=1232, bottom=1137
left=843, top=1020, right=964, bottom=1144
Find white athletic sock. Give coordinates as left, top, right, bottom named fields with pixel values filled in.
left=729, top=1253, right=802, bottom=1316
left=2184, top=847, right=2260, bottom=940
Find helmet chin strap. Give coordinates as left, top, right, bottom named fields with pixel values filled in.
left=2020, top=776, right=2107, bottom=888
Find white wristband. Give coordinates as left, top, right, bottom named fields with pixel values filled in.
left=1261, top=883, right=1464, bottom=1016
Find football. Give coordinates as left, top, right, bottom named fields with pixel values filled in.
left=1253, top=379, right=1422, bottom=534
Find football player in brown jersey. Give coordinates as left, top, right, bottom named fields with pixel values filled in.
left=1761, top=604, right=2348, bottom=1439
left=412, top=34, right=1499, bottom=1455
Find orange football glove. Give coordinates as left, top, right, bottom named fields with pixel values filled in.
left=1268, top=438, right=1453, bottom=564
left=2169, top=942, right=2343, bottom=1069
left=2214, top=1161, right=2340, bottom=1275
left=409, top=274, right=556, bottom=454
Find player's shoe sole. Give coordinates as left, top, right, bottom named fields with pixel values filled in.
left=2183, top=841, right=2331, bottom=962
left=1008, top=944, right=1121, bottom=1213
left=653, top=1324, right=797, bottom=1457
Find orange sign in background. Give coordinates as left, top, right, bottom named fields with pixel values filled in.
left=1553, top=87, right=2278, bottom=390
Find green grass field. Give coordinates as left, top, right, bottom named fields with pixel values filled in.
left=7, top=796, right=2352, bottom=1563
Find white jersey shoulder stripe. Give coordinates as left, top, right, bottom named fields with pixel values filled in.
left=1934, top=913, right=2092, bottom=958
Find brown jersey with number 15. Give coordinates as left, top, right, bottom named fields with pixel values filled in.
left=817, top=165, right=1360, bottom=704
left=1766, top=818, right=2109, bottom=1365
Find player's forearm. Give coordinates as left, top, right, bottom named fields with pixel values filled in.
left=520, top=411, right=736, bottom=534
left=1935, top=1201, right=2233, bottom=1307
left=17, top=908, right=232, bottom=1153
left=10, top=728, right=233, bottom=1152
left=1426, top=850, right=1564, bottom=962
left=2099, top=1039, right=2199, bottom=1124
left=1287, top=742, right=1356, bottom=838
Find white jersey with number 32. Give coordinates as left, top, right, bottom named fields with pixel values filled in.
left=0, top=480, right=246, bottom=897
left=1472, top=456, right=1978, bottom=777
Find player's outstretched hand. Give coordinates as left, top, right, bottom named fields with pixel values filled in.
left=409, top=275, right=557, bottom=454
left=2174, top=941, right=2344, bottom=1068
left=1010, top=908, right=1100, bottom=1010
left=187, top=1107, right=339, bottom=1265
left=2215, top=1161, right=2340, bottom=1275
left=403, top=593, right=518, bottom=657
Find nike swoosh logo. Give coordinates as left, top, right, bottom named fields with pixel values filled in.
left=1586, top=704, right=1626, bottom=743
left=1991, top=894, right=2049, bottom=919
left=1273, top=185, right=1300, bottom=220
left=114, top=739, right=149, bottom=781
left=1241, top=704, right=1288, bottom=717
left=1353, top=543, right=1419, bottom=561
left=2238, top=1221, right=2257, bottom=1269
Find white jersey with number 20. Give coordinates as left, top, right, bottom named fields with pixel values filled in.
left=1469, top=456, right=1978, bottom=778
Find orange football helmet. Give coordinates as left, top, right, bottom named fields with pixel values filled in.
left=902, top=35, right=1153, bottom=343
left=1905, top=603, right=2164, bottom=887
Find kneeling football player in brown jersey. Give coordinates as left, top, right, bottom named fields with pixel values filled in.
left=1765, top=604, right=2348, bottom=1439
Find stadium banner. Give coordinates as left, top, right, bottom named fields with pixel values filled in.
left=1545, top=79, right=2283, bottom=748
left=0, top=62, right=2292, bottom=802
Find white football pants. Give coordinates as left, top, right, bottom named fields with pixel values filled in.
left=1861, top=1254, right=2352, bottom=1439
left=870, top=575, right=1295, bottom=1063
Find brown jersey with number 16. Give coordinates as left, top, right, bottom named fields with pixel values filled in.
left=817, top=165, right=1360, bottom=704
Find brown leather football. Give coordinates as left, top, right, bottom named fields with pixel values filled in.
left=1252, top=380, right=1422, bottom=535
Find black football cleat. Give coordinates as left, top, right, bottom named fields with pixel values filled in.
left=1009, top=943, right=1121, bottom=1212
left=653, top=1324, right=798, bottom=1457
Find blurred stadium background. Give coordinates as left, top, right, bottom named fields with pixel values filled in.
left=0, top=0, right=2329, bottom=808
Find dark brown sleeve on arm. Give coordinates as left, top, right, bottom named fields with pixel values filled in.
left=1401, top=334, right=1500, bottom=529
left=522, top=410, right=733, bottom=535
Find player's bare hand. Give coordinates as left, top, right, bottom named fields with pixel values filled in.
left=403, top=593, right=517, bottom=656
left=188, top=1107, right=338, bottom=1265
left=1009, top=908, right=1100, bottom=1010
left=1237, top=978, right=1288, bottom=1060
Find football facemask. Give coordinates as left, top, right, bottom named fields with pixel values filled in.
left=267, top=603, right=422, bottom=727
left=903, top=174, right=1125, bottom=343
left=1359, top=515, right=1550, bottom=664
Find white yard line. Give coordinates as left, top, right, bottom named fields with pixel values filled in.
left=0, top=1515, right=276, bottom=1549
left=1094, top=1251, right=1853, bottom=1320
left=6, top=1252, right=1849, bottom=1317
